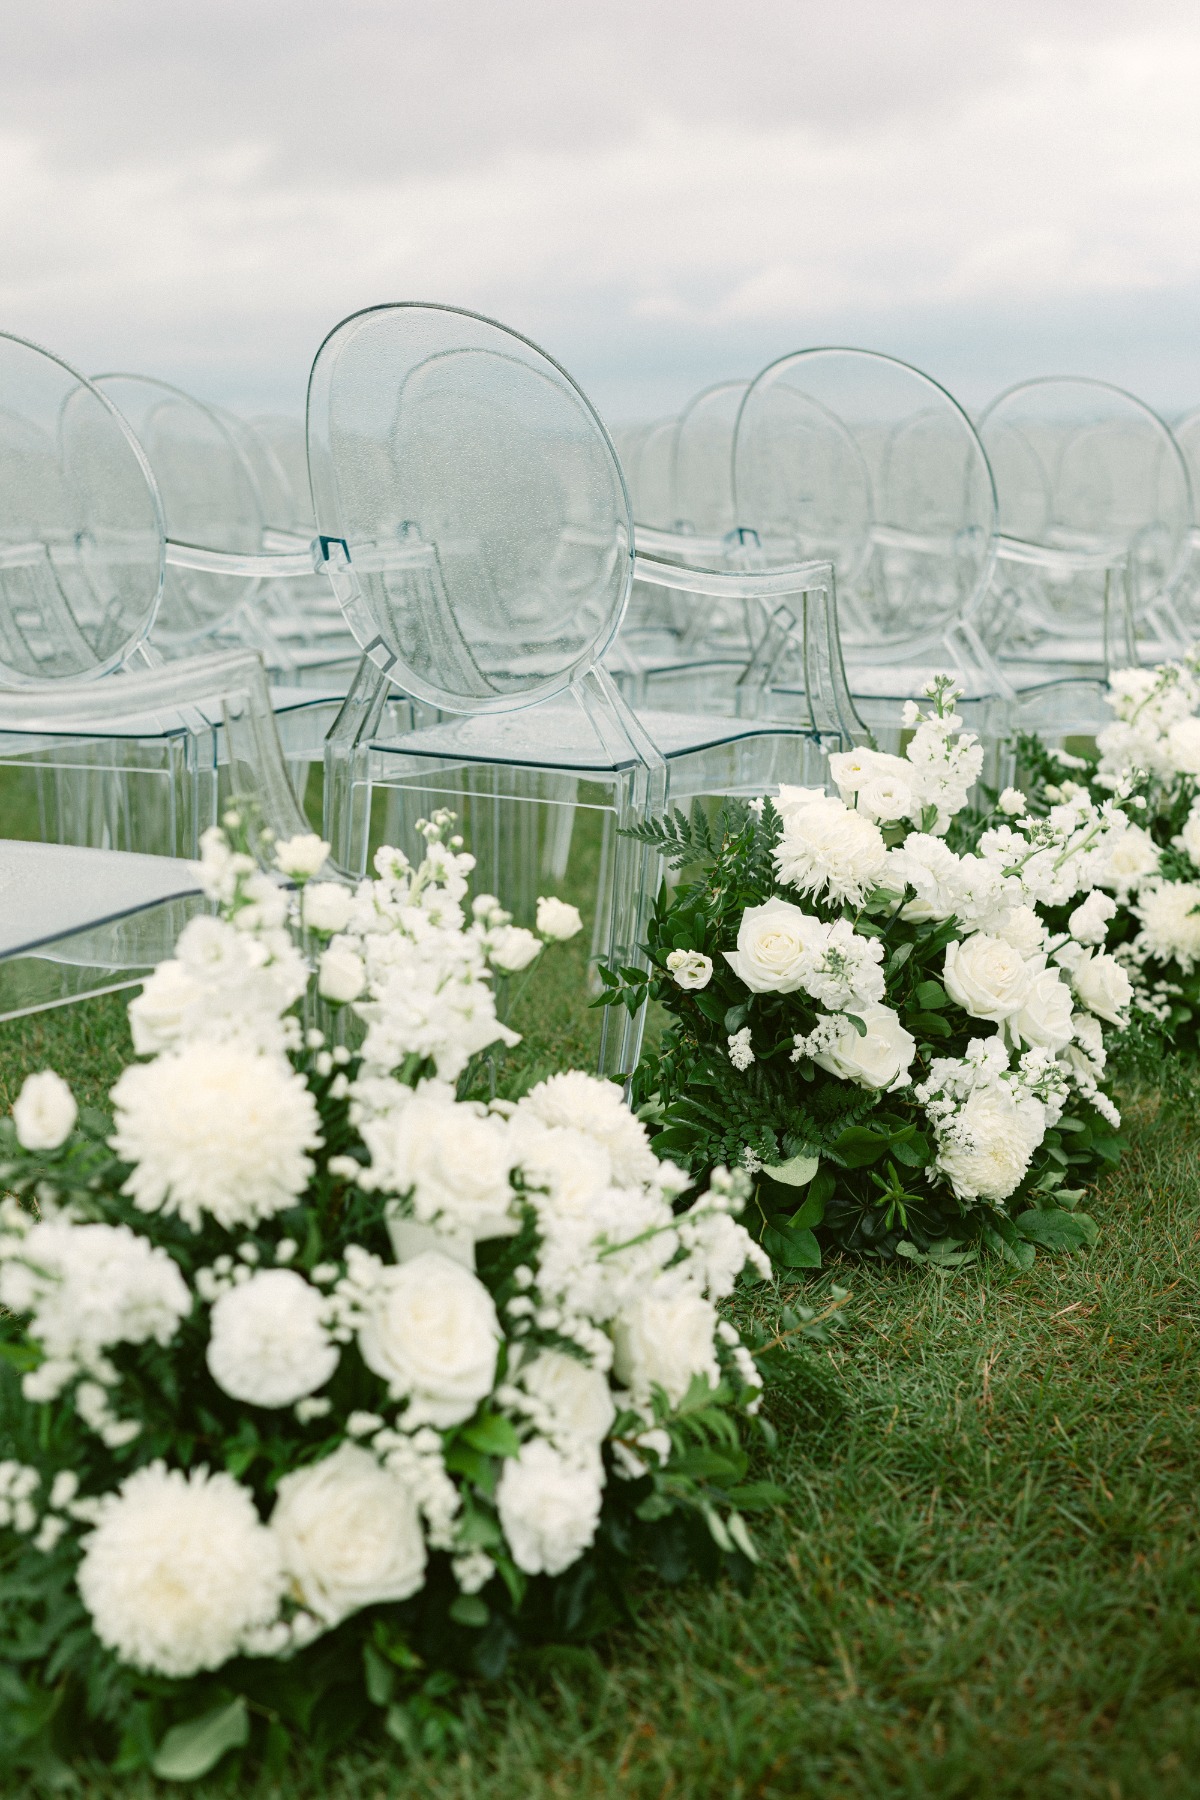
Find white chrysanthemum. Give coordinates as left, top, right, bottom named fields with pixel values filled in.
left=514, top=1072, right=660, bottom=1188
left=357, top=1251, right=501, bottom=1426
left=773, top=787, right=888, bottom=906
left=1133, top=881, right=1200, bottom=973
left=495, top=1438, right=604, bottom=1577
left=206, top=1269, right=338, bottom=1408
left=934, top=1084, right=1046, bottom=1203
left=0, top=1217, right=191, bottom=1363
left=77, top=1462, right=284, bottom=1676
left=110, top=1043, right=322, bottom=1233
left=269, top=1442, right=426, bottom=1626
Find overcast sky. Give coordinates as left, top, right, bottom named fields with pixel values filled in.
left=2, top=0, right=1200, bottom=424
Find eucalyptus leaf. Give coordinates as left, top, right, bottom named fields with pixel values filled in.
left=152, top=1698, right=249, bottom=1782
left=761, top=1151, right=820, bottom=1187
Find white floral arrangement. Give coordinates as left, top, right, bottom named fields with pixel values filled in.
left=606, top=677, right=1131, bottom=1266
left=0, top=813, right=783, bottom=1783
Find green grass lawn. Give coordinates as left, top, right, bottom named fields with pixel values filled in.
left=3, top=971, right=1200, bottom=1798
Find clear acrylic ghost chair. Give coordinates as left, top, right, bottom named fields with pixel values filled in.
left=732, top=347, right=1004, bottom=747
left=310, top=303, right=846, bottom=1076
left=1164, top=406, right=1200, bottom=643
left=0, top=838, right=204, bottom=1020
left=0, top=334, right=316, bottom=857
left=975, top=377, right=1193, bottom=738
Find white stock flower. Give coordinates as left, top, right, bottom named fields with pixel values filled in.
left=1010, top=967, right=1075, bottom=1053
left=612, top=1278, right=720, bottom=1406
left=77, top=1462, right=284, bottom=1677
left=829, top=746, right=916, bottom=823
left=666, top=949, right=713, bottom=990
left=110, top=1044, right=321, bottom=1233
left=536, top=896, right=583, bottom=941
left=269, top=1442, right=426, bottom=1626
left=519, top=1348, right=615, bottom=1449
left=357, top=1251, right=501, bottom=1426
left=274, top=833, right=330, bottom=879
left=129, top=916, right=308, bottom=1057
left=495, top=1439, right=603, bottom=1576
left=773, top=787, right=888, bottom=906
left=1179, top=806, right=1200, bottom=869
left=318, top=946, right=367, bottom=1003
left=811, top=1003, right=916, bottom=1091
left=0, top=1217, right=190, bottom=1364
left=12, top=1071, right=77, bottom=1150
left=1167, top=717, right=1200, bottom=776
left=1071, top=951, right=1133, bottom=1025
left=206, top=1269, right=338, bottom=1408
left=514, top=1072, right=660, bottom=1188
left=943, top=935, right=1032, bottom=1023
left=302, top=882, right=355, bottom=934
left=999, top=788, right=1027, bottom=816
left=358, top=1084, right=516, bottom=1240
left=1134, top=881, right=1200, bottom=973
left=724, top=896, right=825, bottom=993
left=1068, top=890, right=1117, bottom=946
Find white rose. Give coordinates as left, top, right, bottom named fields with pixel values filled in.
left=12, top=1071, right=77, bottom=1150
left=858, top=772, right=915, bottom=824
left=318, top=946, right=366, bottom=1003
left=357, top=1251, right=501, bottom=1426
left=1167, top=717, right=1200, bottom=776
left=359, top=1086, right=516, bottom=1240
left=1179, top=806, right=1200, bottom=869
left=127, top=962, right=203, bottom=1056
left=485, top=925, right=542, bottom=972
left=270, top=1442, right=426, bottom=1625
left=519, top=1349, right=615, bottom=1448
left=1068, top=890, right=1117, bottom=946
left=1071, top=950, right=1133, bottom=1024
left=937, top=1085, right=1045, bottom=1202
left=495, top=1438, right=603, bottom=1576
left=302, top=882, right=354, bottom=934
left=612, top=1279, right=719, bottom=1406
left=1100, top=824, right=1160, bottom=897
left=812, top=1003, right=916, bottom=1091
left=666, top=949, right=713, bottom=991
left=536, top=895, right=583, bottom=941
left=1010, top=966, right=1075, bottom=1052
left=724, top=896, right=826, bottom=993
left=206, top=1269, right=339, bottom=1408
left=943, top=934, right=1032, bottom=1022
left=274, top=833, right=331, bottom=879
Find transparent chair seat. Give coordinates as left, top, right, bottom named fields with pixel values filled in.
left=0, top=838, right=204, bottom=1020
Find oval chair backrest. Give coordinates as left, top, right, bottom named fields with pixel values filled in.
left=977, top=377, right=1193, bottom=617
left=306, top=303, right=634, bottom=714
left=93, top=374, right=265, bottom=647
left=733, top=347, right=996, bottom=657
left=626, top=416, right=681, bottom=531
left=251, top=414, right=316, bottom=532
left=0, top=334, right=164, bottom=685
left=673, top=380, right=749, bottom=538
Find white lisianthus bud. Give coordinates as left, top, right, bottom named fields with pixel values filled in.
left=998, top=788, right=1027, bottom=816
left=1068, top=890, right=1117, bottom=946
left=12, top=1071, right=77, bottom=1150
left=666, top=949, right=713, bottom=990
left=302, top=882, right=354, bottom=935
left=485, top=925, right=542, bottom=972
left=943, top=935, right=1032, bottom=1022
left=536, top=896, right=583, bottom=941
left=317, top=947, right=366, bottom=1004
left=274, top=833, right=331, bottom=880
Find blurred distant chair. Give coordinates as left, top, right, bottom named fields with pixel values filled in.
left=310, top=303, right=852, bottom=1075
left=1166, top=405, right=1200, bottom=645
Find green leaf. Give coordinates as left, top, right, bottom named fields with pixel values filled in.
left=724, top=1003, right=750, bottom=1034
left=907, top=1011, right=953, bottom=1038
left=831, top=1125, right=890, bottom=1167
left=914, top=979, right=949, bottom=1010
left=884, top=941, right=914, bottom=975
left=979, top=1216, right=1037, bottom=1270
left=890, top=1136, right=929, bottom=1169
left=1014, top=1208, right=1099, bottom=1251
left=449, top=1594, right=490, bottom=1628
left=363, top=1643, right=396, bottom=1708
left=761, top=1223, right=822, bottom=1268
left=152, top=1698, right=249, bottom=1782
left=787, top=1186, right=826, bottom=1230
left=723, top=1481, right=789, bottom=1508
left=460, top=1413, right=522, bottom=1458
left=761, top=1150, right=820, bottom=1187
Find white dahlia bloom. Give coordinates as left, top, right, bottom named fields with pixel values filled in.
left=270, top=1442, right=426, bottom=1626
left=206, top=1269, right=338, bottom=1408
left=0, top=1216, right=191, bottom=1364
left=110, top=1044, right=321, bottom=1233
left=1133, top=880, right=1200, bottom=973
left=496, top=1438, right=604, bottom=1577
left=77, top=1462, right=284, bottom=1677
left=357, top=1251, right=501, bottom=1426
left=773, top=787, right=888, bottom=906
left=514, top=1071, right=660, bottom=1188
left=612, top=1277, right=720, bottom=1406
left=12, top=1070, right=76, bottom=1150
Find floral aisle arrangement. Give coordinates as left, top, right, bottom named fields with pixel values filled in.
left=1015, top=650, right=1200, bottom=1054
left=0, top=815, right=789, bottom=1785
left=603, top=679, right=1133, bottom=1269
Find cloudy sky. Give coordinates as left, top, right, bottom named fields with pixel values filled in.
left=2, top=0, right=1200, bottom=424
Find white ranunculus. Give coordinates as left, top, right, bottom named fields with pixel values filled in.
left=536, top=895, right=583, bottom=941
left=1010, top=966, right=1075, bottom=1053
left=519, top=1349, right=615, bottom=1449
left=995, top=905, right=1046, bottom=959
left=1068, top=890, right=1117, bottom=946
left=936, top=1085, right=1046, bottom=1202
left=274, top=833, right=331, bottom=879
left=1180, top=807, right=1200, bottom=869
left=206, top=1269, right=338, bottom=1408
left=612, top=1279, right=719, bottom=1406
left=318, top=946, right=367, bottom=1003
left=857, top=772, right=915, bottom=824
left=77, top=1462, right=284, bottom=1677
left=1167, top=717, right=1200, bottom=776
left=1134, top=880, right=1200, bottom=972
left=773, top=787, right=889, bottom=906
left=1071, top=951, right=1133, bottom=1025
left=485, top=924, right=542, bottom=972
left=269, top=1442, right=426, bottom=1626
left=110, top=1044, right=321, bottom=1234
left=724, top=895, right=826, bottom=994
left=495, top=1438, right=603, bottom=1577
left=357, top=1251, right=501, bottom=1426
left=811, top=1003, right=917, bottom=1091
left=943, top=935, right=1032, bottom=1023
left=1100, top=824, right=1160, bottom=897
left=666, top=948, right=713, bottom=990
left=12, top=1071, right=77, bottom=1150
left=302, top=882, right=354, bottom=934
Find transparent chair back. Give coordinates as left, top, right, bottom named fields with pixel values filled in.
left=626, top=416, right=681, bottom=532
left=1166, top=406, right=1200, bottom=643
left=673, top=379, right=749, bottom=540
left=253, top=415, right=317, bottom=531
left=976, top=378, right=1192, bottom=698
